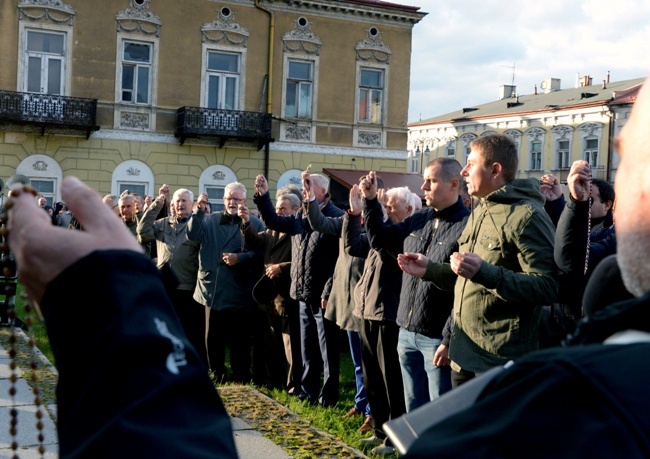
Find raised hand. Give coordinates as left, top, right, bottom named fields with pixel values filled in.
left=567, top=160, right=592, bottom=201
left=255, top=175, right=268, bottom=195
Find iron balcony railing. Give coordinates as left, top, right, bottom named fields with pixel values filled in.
left=0, top=90, right=99, bottom=138
left=175, top=106, right=273, bottom=149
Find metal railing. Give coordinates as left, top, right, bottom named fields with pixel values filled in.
left=175, top=106, right=272, bottom=148
left=0, top=90, right=99, bottom=137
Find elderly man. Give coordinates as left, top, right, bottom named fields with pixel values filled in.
left=118, top=194, right=137, bottom=237
left=398, top=134, right=557, bottom=387
left=187, top=181, right=264, bottom=383
left=253, top=171, right=344, bottom=407
left=360, top=158, right=470, bottom=410
left=137, top=187, right=205, bottom=365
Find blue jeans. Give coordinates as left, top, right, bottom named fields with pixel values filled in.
left=348, top=331, right=371, bottom=416
left=397, top=328, right=451, bottom=412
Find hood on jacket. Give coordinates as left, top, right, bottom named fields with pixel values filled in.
left=484, top=178, right=546, bottom=208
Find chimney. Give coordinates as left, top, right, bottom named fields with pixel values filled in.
left=499, top=85, right=516, bottom=100
left=602, top=80, right=607, bottom=90
left=579, top=75, right=593, bottom=87
left=606, top=70, right=611, bottom=84
left=534, top=84, right=537, bottom=95
left=540, top=78, right=561, bottom=93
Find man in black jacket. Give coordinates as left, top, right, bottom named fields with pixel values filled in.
left=360, top=158, right=469, bottom=412
left=253, top=172, right=344, bottom=407
left=5, top=177, right=237, bottom=459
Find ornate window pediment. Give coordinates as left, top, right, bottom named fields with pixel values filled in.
left=202, top=7, right=250, bottom=47
left=355, top=27, right=391, bottom=63
left=18, top=0, right=75, bottom=25
left=283, top=17, right=321, bottom=55
left=526, top=127, right=546, bottom=141
left=551, top=125, right=574, bottom=138
left=116, top=0, right=162, bottom=37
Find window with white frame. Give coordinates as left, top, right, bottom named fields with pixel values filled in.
left=205, top=50, right=240, bottom=110
left=205, top=186, right=225, bottom=213
left=358, top=68, right=384, bottom=124
left=584, top=138, right=599, bottom=167
left=557, top=140, right=570, bottom=169
left=24, top=30, right=66, bottom=95
left=120, top=41, right=153, bottom=104
left=31, top=179, right=56, bottom=206
left=118, top=182, right=147, bottom=198
left=409, top=148, right=420, bottom=173
left=530, top=141, right=542, bottom=170
left=285, top=60, right=313, bottom=118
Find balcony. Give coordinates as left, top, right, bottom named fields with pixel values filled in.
left=175, top=106, right=273, bottom=149
left=0, top=90, right=99, bottom=139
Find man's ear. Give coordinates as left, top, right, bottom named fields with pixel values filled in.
left=491, top=162, right=503, bottom=178
left=604, top=200, right=614, bottom=212
left=450, top=177, right=459, bottom=190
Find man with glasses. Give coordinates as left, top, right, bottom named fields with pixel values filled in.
left=188, top=181, right=265, bottom=383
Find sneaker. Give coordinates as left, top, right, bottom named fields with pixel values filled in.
left=359, top=435, right=382, bottom=447
left=342, top=407, right=363, bottom=418
left=358, top=416, right=373, bottom=434
left=371, top=445, right=396, bottom=456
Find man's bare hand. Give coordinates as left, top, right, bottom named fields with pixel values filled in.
left=7, top=177, right=143, bottom=305
left=349, top=184, right=363, bottom=216
left=360, top=171, right=378, bottom=200
left=266, top=264, right=282, bottom=279
left=159, top=184, right=170, bottom=200
left=196, top=192, right=209, bottom=212
left=397, top=252, right=429, bottom=278
left=567, top=160, right=592, bottom=201
left=255, top=175, right=268, bottom=195
left=539, top=174, right=563, bottom=202
left=433, top=344, right=451, bottom=367
left=301, top=170, right=313, bottom=199
left=222, top=253, right=239, bottom=266
left=237, top=204, right=250, bottom=223
left=450, top=252, right=482, bottom=279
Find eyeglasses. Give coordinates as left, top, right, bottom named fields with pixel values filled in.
left=224, top=197, right=244, bottom=203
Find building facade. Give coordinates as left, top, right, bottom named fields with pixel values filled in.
left=407, top=75, right=644, bottom=185
left=0, top=0, right=425, bottom=207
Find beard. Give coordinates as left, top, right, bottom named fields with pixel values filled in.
left=618, top=230, right=650, bottom=298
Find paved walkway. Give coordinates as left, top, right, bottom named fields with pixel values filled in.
left=0, top=334, right=289, bottom=459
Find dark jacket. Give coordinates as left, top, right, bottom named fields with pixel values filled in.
left=242, top=221, right=296, bottom=317
left=345, top=212, right=402, bottom=322
left=365, top=196, right=470, bottom=338
left=254, top=192, right=344, bottom=302
left=405, top=291, right=650, bottom=459
left=187, top=209, right=264, bottom=310
left=42, top=250, right=237, bottom=458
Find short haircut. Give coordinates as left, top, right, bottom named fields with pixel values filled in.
left=224, top=182, right=247, bottom=198
left=469, top=134, right=519, bottom=181
left=119, top=195, right=134, bottom=204
left=279, top=193, right=301, bottom=209
left=593, top=178, right=615, bottom=204
left=426, top=157, right=463, bottom=182
left=310, top=173, right=329, bottom=192
left=276, top=184, right=303, bottom=202
left=173, top=188, right=194, bottom=203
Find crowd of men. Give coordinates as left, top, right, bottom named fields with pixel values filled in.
left=22, top=93, right=644, bottom=456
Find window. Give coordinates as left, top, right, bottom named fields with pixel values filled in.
left=584, top=138, right=599, bottom=167
left=358, top=68, right=383, bottom=124
left=447, top=146, right=455, bottom=157
left=31, top=179, right=56, bottom=206
left=24, top=30, right=65, bottom=95
left=121, top=41, right=152, bottom=104
left=206, top=51, right=240, bottom=110
left=557, top=140, right=570, bottom=169
left=285, top=60, right=313, bottom=118
left=205, top=186, right=225, bottom=213
left=530, top=141, right=542, bottom=170
left=118, top=182, right=147, bottom=197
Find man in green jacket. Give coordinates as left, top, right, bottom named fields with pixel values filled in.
left=398, top=133, right=557, bottom=386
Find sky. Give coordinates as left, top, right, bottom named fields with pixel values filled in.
left=405, top=0, right=650, bottom=123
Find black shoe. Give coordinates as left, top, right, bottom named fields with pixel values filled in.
left=298, top=392, right=317, bottom=405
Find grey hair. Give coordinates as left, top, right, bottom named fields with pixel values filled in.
left=411, top=192, right=422, bottom=213
left=279, top=192, right=301, bottom=209
left=310, top=173, right=329, bottom=192
left=104, top=194, right=119, bottom=207
left=276, top=184, right=303, bottom=202
left=224, top=182, right=247, bottom=198
left=173, top=188, right=194, bottom=202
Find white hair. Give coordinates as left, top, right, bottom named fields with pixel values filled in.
left=173, top=188, right=194, bottom=202
left=310, top=173, right=329, bottom=192
left=411, top=192, right=422, bottom=213
left=224, top=182, right=247, bottom=198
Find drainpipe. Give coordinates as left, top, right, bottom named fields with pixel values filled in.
left=254, top=0, right=274, bottom=178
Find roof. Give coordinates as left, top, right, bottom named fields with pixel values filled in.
left=410, top=77, right=647, bottom=127
left=610, top=83, right=644, bottom=106
left=323, top=168, right=424, bottom=198
left=345, top=0, right=423, bottom=13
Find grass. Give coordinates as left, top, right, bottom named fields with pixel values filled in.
left=5, top=285, right=396, bottom=457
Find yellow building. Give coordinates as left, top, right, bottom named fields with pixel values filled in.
left=407, top=75, right=645, bottom=184
left=0, top=0, right=425, bottom=207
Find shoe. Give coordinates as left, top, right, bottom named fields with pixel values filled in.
left=342, top=407, right=363, bottom=418
left=371, top=445, right=396, bottom=456
left=358, top=416, right=373, bottom=434
left=359, top=435, right=382, bottom=447
left=298, top=392, right=317, bottom=405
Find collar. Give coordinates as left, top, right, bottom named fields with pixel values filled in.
left=220, top=212, right=242, bottom=225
